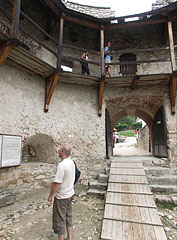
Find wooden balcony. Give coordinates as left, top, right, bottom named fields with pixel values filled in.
left=0, top=0, right=177, bottom=115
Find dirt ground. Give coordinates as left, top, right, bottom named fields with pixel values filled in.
left=0, top=138, right=176, bottom=240
left=0, top=185, right=105, bottom=240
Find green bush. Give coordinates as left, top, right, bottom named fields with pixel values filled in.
left=132, top=121, right=142, bottom=130
left=115, top=123, right=128, bottom=131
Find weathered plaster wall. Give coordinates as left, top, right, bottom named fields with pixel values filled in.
left=0, top=63, right=106, bottom=187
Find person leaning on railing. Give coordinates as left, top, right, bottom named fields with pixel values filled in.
left=80, top=51, right=90, bottom=75
left=104, top=41, right=112, bottom=77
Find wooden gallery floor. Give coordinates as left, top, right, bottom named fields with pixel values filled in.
left=101, top=157, right=167, bottom=240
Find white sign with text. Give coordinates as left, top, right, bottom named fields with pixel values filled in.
left=0, top=135, right=22, bottom=168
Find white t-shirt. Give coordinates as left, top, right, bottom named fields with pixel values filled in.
left=54, top=158, right=75, bottom=199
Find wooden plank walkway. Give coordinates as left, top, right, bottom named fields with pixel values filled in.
left=101, top=158, right=167, bottom=240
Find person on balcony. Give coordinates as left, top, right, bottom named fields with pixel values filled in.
left=104, top=41, right=112, bottom=77
left=80, top=51, right=90, bottom=75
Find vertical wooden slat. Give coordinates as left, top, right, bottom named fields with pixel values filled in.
left=168, top=21, right=176, bottom=72
left=98, top=77, right=104, bottom=117
left=11, top=0, right=21, bottom=38
left=100, top=27, right=104, bottom=77
left=170, top=74, right=177, bottom=114
left=57, top=17, right=64, bottom=70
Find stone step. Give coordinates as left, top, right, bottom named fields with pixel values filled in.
left=87, top=189, right=106, bottom=196
left=154, top=194, right=177, bottom=205
left=89, top=180, right=107, bottom=191
left=144, top=166, right=172, bottom=176
left=148, top=175, right=177, bottom=185
left=150, top=184, right=177, bottom=193
left=0, top=189, right=16, bottom=208
left=98, top=174, right=108, bottom=183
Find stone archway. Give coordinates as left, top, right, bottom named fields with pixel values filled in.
left=22, top=134, right=57, bottom=164
left=107, top=108, right=154, bottom=156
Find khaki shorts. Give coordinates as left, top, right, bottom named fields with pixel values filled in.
left=105, top=59, right=111, bottom=68
left=52, top=195, right=74, bottom=235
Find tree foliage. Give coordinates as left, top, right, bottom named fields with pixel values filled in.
left=115, top=116, right=142, bottom=131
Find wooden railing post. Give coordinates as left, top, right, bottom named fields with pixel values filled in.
left=98, top=26, right=105, bottom=117
left=100, top=26, right=105, bottom=78
left=168, top=21, right=176, bottom=72
left=168, top=20, right=177, bottom=114
left=57, top=17, right=64, bottom=70
left=11, top=0, right=21, bottom=38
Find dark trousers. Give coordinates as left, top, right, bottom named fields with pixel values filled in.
left=81, top=63, right=90, bottom=75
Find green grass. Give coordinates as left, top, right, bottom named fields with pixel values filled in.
left=157, top=202, right=176, bottom=211
left=120, top=130, right=135, bottom=137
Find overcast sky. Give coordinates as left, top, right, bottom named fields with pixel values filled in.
left=70, top=0, right=155, bottom=16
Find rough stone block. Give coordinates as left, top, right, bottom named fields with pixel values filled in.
left=0, top=189, right=16, bottom=208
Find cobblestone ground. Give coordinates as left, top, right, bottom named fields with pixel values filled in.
left=0, top=185, right=104, bottom=240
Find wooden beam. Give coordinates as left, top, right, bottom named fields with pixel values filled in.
left=168, top=21, right=177, bottom=72
left=100, top=28, right=105, bottom=78
left=131, top=76, right=139, bottom=90
left=57, top=17, right=64, bottom=70
left=105, top=18, right=166, bottom=30
left=44, top=71, right=61, bottom=112
left=170, top=73, right=177, bottom=115
left=11, top=0, right=21, bottom=38
left=98, top=77, right=105, bottom=117
left=62, top=14, right=100, bottom=29
left=0, top=42, right=16, bottom=66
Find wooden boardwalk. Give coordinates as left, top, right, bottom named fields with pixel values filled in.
left=101, top=158, right=167, bottom=240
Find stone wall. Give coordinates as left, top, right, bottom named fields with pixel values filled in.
left=0, top=63, right=106, bottom=188
left=137, top=126, right=150, bottom=152
left=0, top=162, right=55, bottom=194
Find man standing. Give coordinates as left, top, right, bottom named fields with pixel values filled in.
left=48, top=146, right=75, bottom=240
left=104, top=41, right=112, bottom=77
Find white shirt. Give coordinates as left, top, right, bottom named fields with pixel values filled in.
left=54, top=158, right=75, bottom=199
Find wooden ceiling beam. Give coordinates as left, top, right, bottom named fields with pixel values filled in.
left=44, top=71, right=61, bottom=112
left=62, top=14, right=100, bottom=29
left=131, top=76, right=140, bottom=90
left=170, top=73, right=177, bottom=115
left=104, top=18, right=166, bottom=30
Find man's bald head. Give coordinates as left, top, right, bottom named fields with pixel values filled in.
left=59, top=146, right=71, bottom=159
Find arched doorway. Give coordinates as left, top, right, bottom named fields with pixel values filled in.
left=153, top=106, right=168, bottom=158
left=105, top=109, right=154, bottom=158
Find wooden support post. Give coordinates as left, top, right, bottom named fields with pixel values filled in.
left=170, top=73, right=177, bottom=115
left=11, top=0, right=21, bottom=38
left=0, top=42, right=16, bottom=66
left=168, top=21, right=177, bottom=114
left=57, top=17, right=64, bottom=70
left=44, top=71, right=60, bottom=112
left=131, top=76, right=139, bottom=90
left=98, top=77, right=105, bottom=117
left=168, top=21, right=177, bottom=72
left=100, top=27, right=105, bottom=78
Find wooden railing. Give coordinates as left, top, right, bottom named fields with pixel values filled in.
left=0, top=0, right=176, bottom=77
